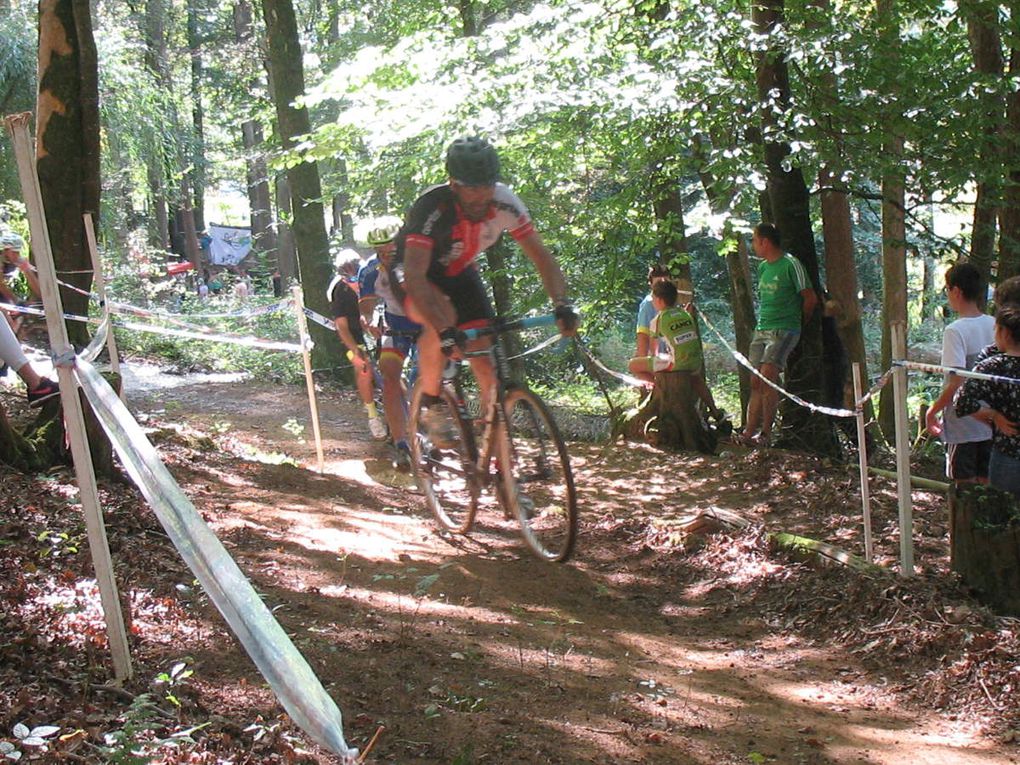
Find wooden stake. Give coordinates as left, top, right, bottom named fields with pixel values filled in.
left=82, top=213, right=123, bottom=400
left=852, top=363, right=874, bottom=563
left=291, top=286, right=325, bottom=473
left=890, top=322, right=914, bottom=577
left=5, top=113, right=132, bottom=680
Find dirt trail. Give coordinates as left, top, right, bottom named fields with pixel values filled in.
left=122, top=371, right=1016, bottom=765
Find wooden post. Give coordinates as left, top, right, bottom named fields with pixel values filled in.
left=890, top=322, right=914, bottom=576
left=852, top=363, right=874, bottom=562
left=83, top=213, right=122, bottom=399
left=291, top=286, right=325, bottom=473
left=5, top=113, right=132, bottom=680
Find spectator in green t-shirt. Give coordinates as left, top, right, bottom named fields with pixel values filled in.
left=735, top=223, right=818, bottom=447
left=628, top=279, right=722, bottom=418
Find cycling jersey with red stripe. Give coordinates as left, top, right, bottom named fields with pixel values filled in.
left=396, top=183, right=535, bottom=280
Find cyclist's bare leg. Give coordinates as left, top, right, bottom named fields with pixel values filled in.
left=466, top=337, right=496, bottom=413
left=354, top=355, right=374, bottom=406
left=378, top=352, right=408, bottom=442
left=406, top=287, right=456, bottom=398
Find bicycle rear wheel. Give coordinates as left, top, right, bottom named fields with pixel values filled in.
left=498, top=386, right=577, bottom=562
left=409, top=383, right=480, bottom=533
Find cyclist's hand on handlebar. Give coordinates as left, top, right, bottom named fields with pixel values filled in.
left=554, top=304, right=580, bottom=336
left=439, top=326, right=467, bottom=358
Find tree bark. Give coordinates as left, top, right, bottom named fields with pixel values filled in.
left=727, top=237, right=756, bottom=422
left=999, top=42, right=1020, bottom=281
left=187, top=0, right=206, bottom=231
left=877, top=0, right=908, bottom=440
left=275, top=173, right=298, bottom=286
left=36, top=0, right=99, bottom=348
left=484, top=238, right=524, bottom=381
left=623, top=372, right=717, bottom=454
left=650, top=167, right=693, bottom=287
left=819, top=168, right=873, bottom=420
left=753, top=0, right=833, bottom=453
left=261, top=0, right=339, bottom=367
left=948, top=484, right=1020, bottom=616
left=144, top=0, right=169, bottom=251
left=966, top=1, right=1005, bottom=281
left=233, top=0, right=277, bottom=264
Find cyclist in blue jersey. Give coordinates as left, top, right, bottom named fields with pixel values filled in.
left=359, top=222, right=421, bottom=469
left=397, top=137, right=578, bottom=444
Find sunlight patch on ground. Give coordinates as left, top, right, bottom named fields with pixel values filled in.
left=326, top=458, right=378, bottom=486
left=828, top=722, right=1008, bottom=764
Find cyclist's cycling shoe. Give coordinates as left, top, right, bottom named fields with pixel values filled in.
left=422, top=403, right=459, bottom=449
left=367, top=415, right=387, bottom=440
left=392, top=441, right=412, bottom=472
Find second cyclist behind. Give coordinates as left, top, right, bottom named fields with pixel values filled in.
left=358, top=222, right=422, bottom=470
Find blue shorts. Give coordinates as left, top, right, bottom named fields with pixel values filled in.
left=749, top=329, right=801, bottom=372
left=380, top=312, right=421, bottom=359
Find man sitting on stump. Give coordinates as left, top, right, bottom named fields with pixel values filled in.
left=628, top=279, right=721, bottom=419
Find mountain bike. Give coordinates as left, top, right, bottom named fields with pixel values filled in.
left=407, top=314, right=578, bottom=562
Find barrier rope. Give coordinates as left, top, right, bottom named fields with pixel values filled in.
left=696, top=311, right=865, bottom=418
left=573, top=338, right=653, bottom=389
left=896, top=359, right=1020, bottom=387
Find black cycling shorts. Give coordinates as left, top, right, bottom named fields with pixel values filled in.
left=430, top=266, right=494, bottom=328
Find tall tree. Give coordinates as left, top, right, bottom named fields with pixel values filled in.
left=187, top=0, right=207, bottom=230
left=261, top=0, right=339, bottom=365
left=753, top=0, right=832, bottom=451
left=1000, top=38, right=1020, bottom=281
left=964, top=0, right=1004, bottom=281
left=876, top=0, right=907, bottom=439
left=233, top=0, right=277, bottom=263
left=143, top=0, right=170, bottom=250
left=36, top=0, right=100, bottom=345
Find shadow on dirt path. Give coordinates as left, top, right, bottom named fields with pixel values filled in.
left=120, top=368, right=1017, bottom=765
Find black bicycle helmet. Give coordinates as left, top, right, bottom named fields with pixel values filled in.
left=445, top=137, right=501, bottom=186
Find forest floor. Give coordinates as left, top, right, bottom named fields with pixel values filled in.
left=2, top=360, right=1020, bottom=765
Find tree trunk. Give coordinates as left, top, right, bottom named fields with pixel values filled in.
left=623, top=372, right=717, bottom=454
left=36, top=0, right=99, bottom=349
left=727, top=237, right=756, bottom=422
left=948, top=484, right=1020, bottom=616
left=1000, top=42, right=1020, bottom=281
left=233, top=0, right=276, bottom=264
left=921, top=252, right=936, bottom=322
left=693, top=135, right=754, bottom=421
left=187, top=0, right=206, bottom=231
left=144, top=0, right=169, bottom=251
left=753, top=0, right=833, bottom=453
left=879, top=133, right=907, bottom=439
left=261, top=0, right=340, bottom=367
left=650, top=167, right=693, bottom=287
left=274, top=173, right=298, bottom=286
left=819, top=168, right=873, bottom=421
left=242, top=120, right=277, bottom=260
left=484, top=238, right=524, bottom=381
left=966, top=3, right=1005, bottom=281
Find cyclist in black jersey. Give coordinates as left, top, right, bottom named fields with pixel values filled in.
left=398, top=137, right=577, bottom=441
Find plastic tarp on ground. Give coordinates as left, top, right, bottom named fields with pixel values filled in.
left=74, top=335, right=357, bottom=762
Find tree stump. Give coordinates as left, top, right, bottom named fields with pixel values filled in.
left=948, top=484, right=1020, bottom=616
left=0, top=371, right=120, bottom=477
left=622, top=371, right=717, bottom=454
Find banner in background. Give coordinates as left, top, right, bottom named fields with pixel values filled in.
left=208, top=224, right=252, bottom=266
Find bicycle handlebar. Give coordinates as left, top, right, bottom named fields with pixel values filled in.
left=462, top=314, right=557, bottom=340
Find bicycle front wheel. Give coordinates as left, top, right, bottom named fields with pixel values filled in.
left=498, top=387, right=578, bottom=562
left=409, top=383, right=480, bottom=533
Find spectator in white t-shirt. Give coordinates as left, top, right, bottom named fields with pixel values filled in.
left=925, top=262, right=996, bottom=483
